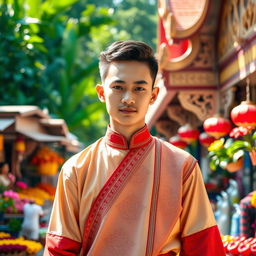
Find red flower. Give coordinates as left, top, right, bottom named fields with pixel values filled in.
left=229, top=127, right=253, bottom=139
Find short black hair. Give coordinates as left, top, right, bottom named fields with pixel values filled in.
left=99, top=40, right=158, bottom=86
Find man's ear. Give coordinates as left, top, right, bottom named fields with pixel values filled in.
left=96, top=84, right=105, bottom=102
left=150, top=87, right=159, bottom=104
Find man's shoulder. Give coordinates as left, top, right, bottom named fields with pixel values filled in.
left=155, top=137, right=196, bottom=171
left=61, top=137, right=104, bottom=174
left=156, top=137, right=192, bottom=158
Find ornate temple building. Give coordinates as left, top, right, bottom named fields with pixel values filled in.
left=147, top=0, right=256, bottom=140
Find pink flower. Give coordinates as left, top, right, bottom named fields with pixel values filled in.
left=3, top=190, right=19, bottom=199
left=16, top=181, right=27, bottom=189
left=8, top=173, right=15, bottom=183
left=14, top=198, right=26, bottom=212
left=229, top=126, right=252, bottom=138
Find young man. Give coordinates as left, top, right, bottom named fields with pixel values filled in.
left=44, top=41, right=225, bottom=256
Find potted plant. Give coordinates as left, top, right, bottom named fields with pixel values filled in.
left=7, top=218, right=22, bottom=237
left=0, top=196, right=16, bottom=216
left=208, top=138, right=245, bottom=172
left=228, top=127, right=256, bottom=166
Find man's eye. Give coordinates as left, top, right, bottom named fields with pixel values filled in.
left=135, top=87, right=145, bottom=91
left=113, top=85, right=123, bottom=90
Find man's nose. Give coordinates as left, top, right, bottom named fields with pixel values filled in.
left=121, top=91, right=135, bottom=104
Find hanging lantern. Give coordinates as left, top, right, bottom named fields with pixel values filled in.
left=0, top=134, right=3, bottom=151
left=178, top=124, right=200, bottom=144
left=230, top=101, right=256, bottom=128
left=169, top=135, right=188, bottom=149
left=203, top=116, right=232, bottom=139
left=15, top=136, right=26, bottom=153
left=199, top=132, right=215, bottom=147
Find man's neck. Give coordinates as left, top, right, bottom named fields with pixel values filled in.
left=109, top=122, right=145, bottom=143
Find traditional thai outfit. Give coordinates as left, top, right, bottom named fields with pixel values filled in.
left=44, top=125, right=225, bottom=256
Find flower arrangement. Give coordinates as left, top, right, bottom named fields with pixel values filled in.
left=15, top=238, right=43, bottom=255
left=208, top=138, right=245, bottom=172
left=222, top=235, right=256, bottom=255
left=3, top=190, right=19, bottom=200
left=18, top=187, right=52, bottom=205
left=0, top=237, right=42, bottom=255
left=0, top=232, right=11, bottom=238
left=37, top=183, right=56, bottom=200
left=31, top=146, right=64, bottom=165
left=0, top=244, right=27, bottom=255
left=31, top=147, right=64, bottom=175
left=1, top=190, right=29, bottom=214
left=0, top=196, right=17, bottom=214
left=15, top=181, right=27, bottom=190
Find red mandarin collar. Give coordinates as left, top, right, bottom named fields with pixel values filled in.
left=105, top=125, right=153, bottom=150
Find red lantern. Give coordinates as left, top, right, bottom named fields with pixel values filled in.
left=178, top=124, right=200, bottom=143
left=231, top=101, right=256, bottom=127
left=15, top=136, right=26, bottom=153
left=203, top=116, right=232, bottom=139
left=169, top=135, right=188, bottom=149
left=199, top=132, right=215, bottom=147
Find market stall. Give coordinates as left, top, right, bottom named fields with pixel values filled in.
left=0, top=105, right=81, bottom=250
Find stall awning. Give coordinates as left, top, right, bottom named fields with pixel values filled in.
left=17, top=130, right=66, bottom=142
left=0, top=119, right=15, bottom=131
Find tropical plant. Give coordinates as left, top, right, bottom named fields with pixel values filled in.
left=208, top=138, right=245, bottom=171
left=8, top=218, right=22, bottom=233
left=0, top=0, right=158, bottom=144
left=227, top=127, right=256, bottom=166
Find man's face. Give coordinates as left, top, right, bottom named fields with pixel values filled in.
left=96, top=61, right=159, bottom=133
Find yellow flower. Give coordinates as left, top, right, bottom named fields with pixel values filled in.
left=13, top=238, right=43, bottom=254
left=208, top=138, right=225, bottom=151
left=0, top=232, right=10, bottom=238
left=251, top=192, right=256, bottom=208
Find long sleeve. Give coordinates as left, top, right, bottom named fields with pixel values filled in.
left=180, top=163, right=225, bottom=256
left=44, top=158, right=82, bottom=256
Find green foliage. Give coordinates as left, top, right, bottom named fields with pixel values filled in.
left=0, top=0, right=113, bottom=144
left=0, top=196, right=16, bottom=213
left=0, top=0, right=158, bottom=144
left=208, top=138, right=245, bottom=171
left=88, top=0, right=157, bottom=49
left=8, top=218, right=22, bottom=232
left=226, top=140, right=252, bottom=155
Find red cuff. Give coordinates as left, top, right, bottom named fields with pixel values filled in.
left=181, top=225, right=225, bottom=256
left=44, top=233, right=81, bottom=256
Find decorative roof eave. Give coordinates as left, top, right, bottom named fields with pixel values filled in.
left=219, top=33, right=256, bottom=89
left=158, top=0, right=210, bottom=40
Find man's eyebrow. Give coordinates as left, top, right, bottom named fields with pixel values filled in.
left=112, top=79, right=125, bottom=84
left=110, top=79, right=148, bottom=85
left=134, top=80, right=148, bottom=85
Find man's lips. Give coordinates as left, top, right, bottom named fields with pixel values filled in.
left=119, top=107, right=137, bottom=113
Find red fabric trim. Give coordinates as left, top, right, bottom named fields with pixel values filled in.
left=44, top=233, right=81, bottom=256
left=181, top=225, right=226, bottom=256
left=81, top=140, right=154, bottom=255
left=146, top=139, right=161, bottom=255
left=105, top=124, right=152, bottom=149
